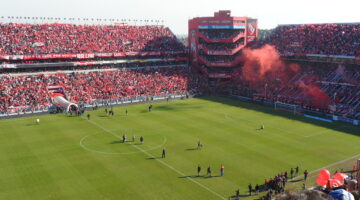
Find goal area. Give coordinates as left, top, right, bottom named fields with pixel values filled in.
left=274, top=101, right=301, bottom=115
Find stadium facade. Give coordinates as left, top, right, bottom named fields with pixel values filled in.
left=188, top=10, right=258, bottom=80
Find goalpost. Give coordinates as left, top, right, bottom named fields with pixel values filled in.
left=274, top=101, right=301, bottom=115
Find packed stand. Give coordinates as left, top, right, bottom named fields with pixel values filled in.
left=222, top=63, right=360, bottom=119
left=199, top=29, right=244, bottom=39
left=265, top=23, right=360, bottom=56
left=0, top=23, right=185, bottom=55
left=199, top=38, right=244, bottom=51
left=0, top=67, right=207, bottom=114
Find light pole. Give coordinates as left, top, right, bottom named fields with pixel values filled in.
left=265, top=83, right=268, bottom=100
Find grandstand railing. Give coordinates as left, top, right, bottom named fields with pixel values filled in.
left=198, top=44, right=244, bottom=55
left=0, top=51, right=186, bottom=61
left=281, top=53, right=360, bottom=61
left=198, top=55, right=243, bottom=67
left=0, top=57, right=187, bottom=69
left=198, top=32, right=244, bottom=43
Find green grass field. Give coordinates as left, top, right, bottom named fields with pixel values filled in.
left=1, top=96, right=360, bottom=200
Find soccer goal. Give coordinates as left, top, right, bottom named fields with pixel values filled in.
left=274, top=101, right=301, bottom=115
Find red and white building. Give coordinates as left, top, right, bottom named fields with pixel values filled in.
left=188, top=10, right=258, bottom=81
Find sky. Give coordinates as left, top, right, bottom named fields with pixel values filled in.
left=0, top=0, right=359, bottom=35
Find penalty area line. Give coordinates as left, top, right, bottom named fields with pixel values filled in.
left=85, top=119, right=226, bottom=200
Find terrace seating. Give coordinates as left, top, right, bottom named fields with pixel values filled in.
left=0, top=67, right=207, bottom=114
left=224, top=63, right=360, bottom=119
left=265, top=23, right=360, bottom=56
left=0, top=23, right=184, bottom=55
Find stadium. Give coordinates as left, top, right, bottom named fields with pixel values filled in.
left=0, top=4, right=360, bottom=200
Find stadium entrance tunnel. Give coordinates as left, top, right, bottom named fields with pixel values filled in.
left=53, top=95, right=79, bottom=113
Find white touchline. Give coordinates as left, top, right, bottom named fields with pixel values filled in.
left=290, top=153, right=360, bottom=181
left=86, top=119, right=227, bottom=200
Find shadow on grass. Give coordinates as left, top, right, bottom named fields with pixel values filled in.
left=147, top=157, right=162, bottom=160
left=197, top=96, right=360, bottom=137
left=155, top=104, right=203, bottom=112
left=185, top=148, right=198, bottom=151
left=109, top=141, right=122, bottom=144
left=289, top=179, right=304, bottom=183
left=66, top=115, right=79, bottom=118
left=229, top=194, right=252, bottom=199
left=26, top=123, right=37, bottom=126
left=179, top=175, right=221, bottom=179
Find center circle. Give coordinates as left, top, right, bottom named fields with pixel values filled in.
left=80, top=131, right=167, bottom=155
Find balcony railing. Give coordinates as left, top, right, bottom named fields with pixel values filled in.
left=198, top=44, right=244, bottom=55
left=198, top=32, right=244, bottom=43
left=198, top=55, right=243, bottom=67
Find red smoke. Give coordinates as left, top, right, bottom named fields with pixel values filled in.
left=298, top=82, right=331, bottom=108
left=240, top=44, right=299, bottom=91
left=240, top=44, right=332, bottom=108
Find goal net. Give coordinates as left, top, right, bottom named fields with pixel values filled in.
left=274, top=101, right=301, bottom=115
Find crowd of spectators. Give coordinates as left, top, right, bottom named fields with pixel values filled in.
left=0, top=66, right=207, bottom=114
left=0, top=23, right=185, bottom=55
left=265, top=23, right=360, bottom=56
left=199, top=38, right=244, bottom=52
left=220, top=62, right=360, bottom=119
left=269, top=173, right=359, bottom=200
left=199, top=29, right=243, bottom=39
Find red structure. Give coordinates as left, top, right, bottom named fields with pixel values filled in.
left=188, top=10, right=258, bottom=81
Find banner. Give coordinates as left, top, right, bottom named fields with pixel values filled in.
left=113, top=52, right=126, bottom=57
left=0, top=51, right=186, bottom=61
left=0, top=64, right=16, bottom=68
left=246, top=18, right=257, bottom=43
left=95, top=53, right=113, bottom=57
left=0, top=55, right=10, bottom=60
left=9, top=55, right=24, bottom=60
left=76, top=54, right=95, bottom=59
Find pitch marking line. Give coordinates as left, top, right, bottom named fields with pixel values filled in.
left=79, top=133, right=167, bottom=155
left=224, top=113, right=331, bottom=138
left=86, top=119, right=227, bottom=200
left=290, top=152, right=360, bottom=181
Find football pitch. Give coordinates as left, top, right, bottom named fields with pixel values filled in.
left=1, top=96, right=360, bottom=200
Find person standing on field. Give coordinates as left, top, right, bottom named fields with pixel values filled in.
left=122, top=134, right=126, bottom=143
left=207, top=166, right=212, bottom=177
left=304, top=170, right=308, bottom=181
left=248, top=184, right=252, bottom=196
left=295, top=166, right=299, bottom=175
left=197, top=165, right=201, bottom=176
left=162, top=149, right=166, bottom=158
left=220, top=165, right=224, bottom=176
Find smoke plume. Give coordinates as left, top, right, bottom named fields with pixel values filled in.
left=240, top=44, right=331, bottom=108
left=240, top=44, right=299, bottom=91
